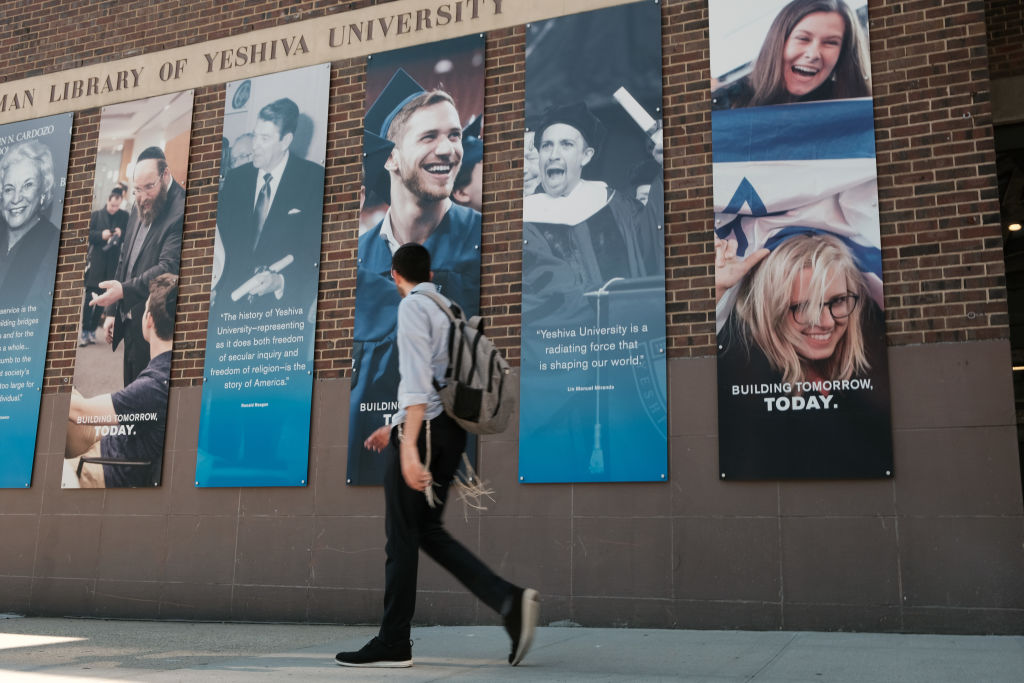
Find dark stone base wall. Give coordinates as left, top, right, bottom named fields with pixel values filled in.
left=2, top=340, right=1021, bottom=634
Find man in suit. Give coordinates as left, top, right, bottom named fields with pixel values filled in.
left=213, top=97, right=325, bottom=314
left=80, top=186, right=127, bottom=346
left=94, top=146, right=185, bottom=386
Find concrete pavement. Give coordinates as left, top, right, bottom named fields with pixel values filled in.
left=0, top=616, right=1021, bottom=682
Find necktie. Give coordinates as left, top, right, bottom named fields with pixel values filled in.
left=253, top=173, right=272, bottom=250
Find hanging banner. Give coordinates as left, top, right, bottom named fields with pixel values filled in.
left=0, top=113, right=73, bottom=488
left=710, top=0, right=893, bottom=479
left=347, top=35, right=485, bottom=486
left=519, top=1, right=667, bottom=483
left=62, top=91, right=193, bottom=489
left=196, top=63, right=329, bottom=487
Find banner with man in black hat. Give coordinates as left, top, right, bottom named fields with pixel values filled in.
left=347, top=36, right=485, bottom=486
left=520, top=1, right=667, bottom=483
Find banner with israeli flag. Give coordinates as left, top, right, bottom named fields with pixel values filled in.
left=710, top=0, right=892, bottom=480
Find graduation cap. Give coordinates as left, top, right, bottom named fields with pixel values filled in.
left=363, top=68, right=425, bottom=204
left=534, top=101, right=607, bottom=153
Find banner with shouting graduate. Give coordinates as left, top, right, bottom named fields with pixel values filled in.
left=519, top=1, right=667, bottom=483
left=347, top=35, right=485, bottom=486
left=0, top=113, right=73, bottom=488
left=196, top=64, right=329, bottom=487
left=710, top=0, right=893, bottom=479
left=63, top=91, right=194, bottom=489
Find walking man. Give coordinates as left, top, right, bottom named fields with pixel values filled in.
left=335, top=243, right=539, bottom=669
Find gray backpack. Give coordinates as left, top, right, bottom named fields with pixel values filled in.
left=414, top=290, right=514, bottom=435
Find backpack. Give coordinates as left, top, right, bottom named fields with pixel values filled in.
left=413, top=290, right=514, bottom=435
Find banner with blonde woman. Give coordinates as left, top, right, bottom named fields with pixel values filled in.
left=710, top=0, right=893, bottom=479
left=0, top=113, right=73, bottom=488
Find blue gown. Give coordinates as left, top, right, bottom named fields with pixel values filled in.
left=347, top=203, right=481, bottom=485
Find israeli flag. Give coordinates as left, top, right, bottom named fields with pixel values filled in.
left=713, top=98, right=882, bottom=330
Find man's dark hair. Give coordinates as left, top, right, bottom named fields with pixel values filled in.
left=109, top=187, right=124, bottom=200
left=147, top=273, right=178, bottom=342
left=258, top=98, right=300, bottom=138
left=137, top=146, right=168, bottom=176
left=392, top=243, right=431, bottom=285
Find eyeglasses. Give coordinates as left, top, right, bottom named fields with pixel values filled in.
left=789, top=293, right=859, bottom=325
left=132, top=175, right=164, bottom=195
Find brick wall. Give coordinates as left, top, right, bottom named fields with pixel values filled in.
left=9, top=0, right=1009, bottom=391
left=1, top=0, right=1022, bottom=634
left=984, top=0, right=1024, bottom=80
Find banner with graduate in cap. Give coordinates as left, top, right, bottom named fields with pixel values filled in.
left=709, top=0, right=893, bottom=479
left=519, top=1, right=667, bottom=483
left=347, top=35, right=485, bottom=486
left=0, top=113, right=73, bottom=488
left=195, top=63, right=329, bottom=487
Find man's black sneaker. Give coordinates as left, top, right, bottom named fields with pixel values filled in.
left=334, top=637, right=412, bottom=668
left=503, top=587, right=540, bottom=665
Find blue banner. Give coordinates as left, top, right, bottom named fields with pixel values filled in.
left=710, top=0, right=892, bottom=479
left=347, top=35, right=485, bottom=485
left=711, top=99, right=877, bottom=163
left=0, top=113, right=73, bottom=488
left=519, top=1, right=667, bottom=483
left=196, top=64, right=330, bottom=487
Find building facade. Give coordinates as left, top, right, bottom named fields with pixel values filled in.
left=0, top=0, right=1021, bottom=633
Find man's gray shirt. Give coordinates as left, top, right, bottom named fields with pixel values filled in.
left=393, top=281, right=450, bottom=425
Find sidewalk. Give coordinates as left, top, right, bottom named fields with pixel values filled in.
left=0, top=616, right=1021, bottom=682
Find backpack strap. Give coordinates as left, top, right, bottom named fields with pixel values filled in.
left=411, top=289, right=460, bottom=388
left=411, top=289, right=460, bottom=322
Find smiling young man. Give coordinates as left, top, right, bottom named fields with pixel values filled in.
left=349, top=70, right=482, bottom=484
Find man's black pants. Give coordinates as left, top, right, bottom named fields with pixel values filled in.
left=120, top=314, right=150, bottom=386
left=380, top=411, right=515, bottom=646
left=81, top=286, right=104, bottom=335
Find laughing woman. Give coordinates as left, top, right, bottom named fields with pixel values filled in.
left=712, top=0, right=871, bottom=110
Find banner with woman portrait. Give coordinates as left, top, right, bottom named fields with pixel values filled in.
left=519, top=1, right=667, bottom=483
left=0, top=113, right=73, bottom=488
left=196, top=64, right=329, bottom=487
left=63, top=91, right=193, bottom=489
left=710, top=0, right=893, bottom=479
left=347, top=35, right=484, bottom=486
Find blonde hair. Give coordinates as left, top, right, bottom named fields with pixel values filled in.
left=736, top=233, right=869, bottom=386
